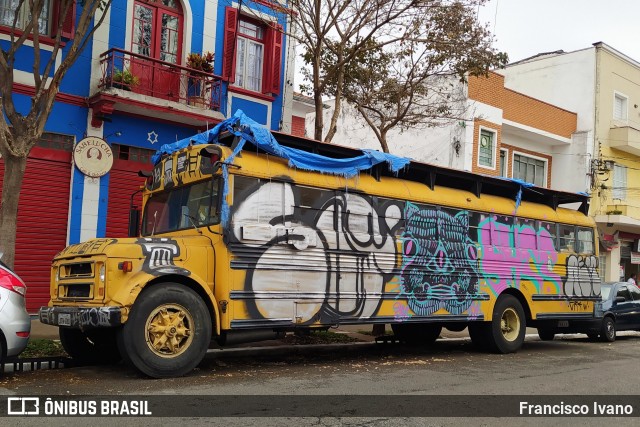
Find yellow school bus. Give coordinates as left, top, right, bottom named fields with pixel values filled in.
left=40, top=112, right=601, bottom=378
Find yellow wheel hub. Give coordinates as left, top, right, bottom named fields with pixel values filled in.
left=145, top=304, right=194, bottom=358
left=500, top=307, right=520, bottom=342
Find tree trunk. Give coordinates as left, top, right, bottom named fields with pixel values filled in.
left=0, top=154, right=28, bottom=268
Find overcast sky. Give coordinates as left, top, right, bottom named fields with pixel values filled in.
left=293, top=1, right=640, bottom=90
left=478, top=0, right=640, bottom=62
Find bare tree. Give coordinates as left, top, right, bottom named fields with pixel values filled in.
left=288, top=0, right=436, bottom=142
left=328, top=1, right=508, bottom=152
left=288, top=0, right=506, bottom=148
left=0, top=0, right=113, bottom=267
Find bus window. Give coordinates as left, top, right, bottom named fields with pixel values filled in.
left=576, top=227, right=594, bottom=254
left=492, top=215, right=513, bottom=247
left=515, top=218, right=537, bottom=250
left=538, top=221, right=558, bottom=251
left=558, top=224, right=576, bottom=253
left=467, top=211, right=484, bottom=244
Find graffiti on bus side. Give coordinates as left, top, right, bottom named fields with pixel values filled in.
left=477, top=217, right=562, bottom=297
left=229, top=179, right=593, bottom=324
left=230, top=180, right=401, bottom=324
left=136, top=237, right=191, bottom=276
left=398, top=203, right=479, bottom=316
left=563, top=254, right=599, bottom=297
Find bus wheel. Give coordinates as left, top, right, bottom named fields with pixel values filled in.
left=599, top=317, right=616, bottom=342
left=537, top=328, right=556, bottom=341
left=118, top=283, right=212, bottom=378
left=488, top=295, right=526, bottom=353
left=391, top=323, right=442, bottom=344
left=59, top=328, right=121, bottom=364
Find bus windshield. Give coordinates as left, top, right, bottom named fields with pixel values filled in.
left=142, top=178, right=220, bottom=235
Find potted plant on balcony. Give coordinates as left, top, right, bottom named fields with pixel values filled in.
left=186, top=51, right=214, bottom=107
left=112, top=67, right=140, bottom=91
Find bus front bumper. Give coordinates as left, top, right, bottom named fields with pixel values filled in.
left=39, top=306, right=122, bottom=329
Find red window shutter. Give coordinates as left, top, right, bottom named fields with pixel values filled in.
left=222, top=7, right=238, bottom=82
left=268, top=24, right=283, bottom=95
left=53, top=0, right=76, bottom=39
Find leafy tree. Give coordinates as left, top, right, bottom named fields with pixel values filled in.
left=0, top=0, right=113, bottom=267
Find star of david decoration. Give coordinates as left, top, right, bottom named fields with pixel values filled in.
left=147, top=131, right=158, bottom=145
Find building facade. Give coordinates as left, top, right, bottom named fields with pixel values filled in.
left=312, top=72, right=581, bottom=193
left=0, top=0, right=296, bottom=311
left=499, top=43, right=640, bottom=282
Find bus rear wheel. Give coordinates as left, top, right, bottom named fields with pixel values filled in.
left=391, top=323, right=442, bottom=344
left=487, top=295, right=526, bottom=353
left=118, top=283, right=212, bottom=378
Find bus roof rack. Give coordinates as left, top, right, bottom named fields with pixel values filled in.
left=215, top=128, right=589, bottom=216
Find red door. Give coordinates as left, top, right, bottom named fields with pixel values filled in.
left=131, top=0, right=183, bottom=100
left=0, top=148, right=71, bottom=313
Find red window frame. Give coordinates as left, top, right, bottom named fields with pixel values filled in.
left=222, top=6, right=282, bottom=96
left=0, top=0, right=75, bottom=44
left=130, top=0, right=183, bottom=64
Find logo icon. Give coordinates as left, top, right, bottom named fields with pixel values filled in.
left=7, top=397, right=40, bottom=415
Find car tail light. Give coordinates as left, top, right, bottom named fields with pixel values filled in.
left=0, top=269, right=27, bottom=296
left=16, top=331, right=30, bottom=338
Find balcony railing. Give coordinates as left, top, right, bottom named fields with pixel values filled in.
left=98, top=48, right=222, bottom=111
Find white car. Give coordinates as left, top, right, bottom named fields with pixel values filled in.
left=0, top=256, right=30, bottom=362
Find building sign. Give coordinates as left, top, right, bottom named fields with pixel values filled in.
left=631, top=252, right=640, bottom=265
left=74, top=137, right=114, bottom=177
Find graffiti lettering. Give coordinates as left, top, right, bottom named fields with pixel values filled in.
left=563, top=255, right=599, bottom=297
left=136, top=237, right=191, bottom=276
left=478, top=218, right=562, bottom=296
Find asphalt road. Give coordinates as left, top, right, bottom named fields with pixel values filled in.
left=1, top=332, right=639, bottom=426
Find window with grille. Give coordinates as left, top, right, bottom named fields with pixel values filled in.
left=111, top=144, right=154, bottom=164
left=478, top=129, right=495, bottom=167
left=513, top=154, right=546, bottom=186
left=36, top=132, right=74, bottom=151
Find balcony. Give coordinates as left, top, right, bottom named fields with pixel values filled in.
left=609, top=125, right=640, bottom=156
left=88, top=48, right=225, bottom=128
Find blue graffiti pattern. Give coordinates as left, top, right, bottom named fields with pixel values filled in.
left=399, top=203, right=479, bottom=315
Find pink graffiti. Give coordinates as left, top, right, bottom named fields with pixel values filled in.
left=479, top=219, right=561, bottom=296
left=393, top=301, right=411, bottom=321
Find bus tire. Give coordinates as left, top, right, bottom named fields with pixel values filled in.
left=391, top=323, right=442, bottom=344
left=118, top=283, right=212, bottom=378
left=537, top=328, right=556, bottom=341
left=59, top=327, right=121, bottom=364
left=488, top=295, right=526, bottom=354
left=599, top=317, right=616, bottom=342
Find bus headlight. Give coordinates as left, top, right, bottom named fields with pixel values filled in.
left=99, top=264, right=106, bottom=283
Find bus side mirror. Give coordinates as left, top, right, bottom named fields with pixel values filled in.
left=128, top=208, right=141, bottom=237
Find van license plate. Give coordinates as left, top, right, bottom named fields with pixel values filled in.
left=58, top=313, right=71, bottom=326
left=557, top=320, right=569, bottom=328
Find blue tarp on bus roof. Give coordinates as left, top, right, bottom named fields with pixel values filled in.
left=151, top=110, right=411, bottom=177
